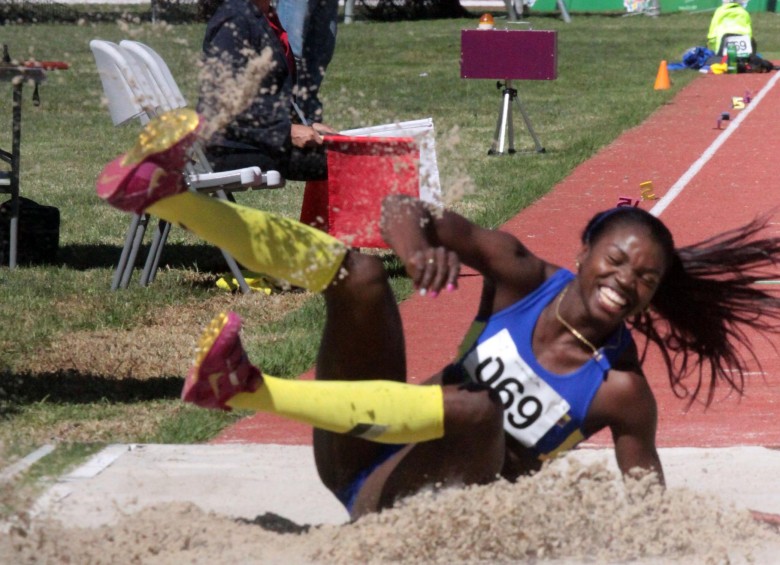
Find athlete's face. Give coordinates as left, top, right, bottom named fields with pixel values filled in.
left=576, top=223, right=668, bottom=323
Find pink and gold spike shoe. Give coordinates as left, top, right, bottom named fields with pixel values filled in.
left=96, top=108, right=202, bottom=214
left=182, top=311, right=264, bottom=411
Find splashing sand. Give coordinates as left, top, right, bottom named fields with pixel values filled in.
left=3, top=459, right=777, bottom=564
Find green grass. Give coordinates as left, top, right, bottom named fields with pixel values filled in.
left=1, top=12, right=779, bottom=482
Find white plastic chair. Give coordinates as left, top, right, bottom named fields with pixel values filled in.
left=90, top=40, right=158, bottom=126
left=115, top=40, right=284, bottom=288
left=90, top=39, right=282, bottom=292
left=91, top=39, right=165, bottom=290
left=119, top=40, right=186, bottom=112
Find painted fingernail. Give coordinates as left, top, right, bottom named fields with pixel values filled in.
left=429, top=291, right=439, bottom=299
left=446, top=284, right=456, bottom=292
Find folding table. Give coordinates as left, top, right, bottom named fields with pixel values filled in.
left=0, top=64, right=46, bottom=268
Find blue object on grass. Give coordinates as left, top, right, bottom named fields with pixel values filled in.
left=668, top=46, right=716, bottom=71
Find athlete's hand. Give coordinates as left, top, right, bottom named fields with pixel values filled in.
left=407, top=246, right=459, bottom=297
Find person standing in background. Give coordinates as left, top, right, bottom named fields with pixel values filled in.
left=277, top=0, right=339, bottom=124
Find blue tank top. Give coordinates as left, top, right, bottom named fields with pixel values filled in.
left=455, top=269, right=632, bottom=460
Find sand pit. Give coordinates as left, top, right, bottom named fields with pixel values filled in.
left=3, top=454, right=779, bottom=564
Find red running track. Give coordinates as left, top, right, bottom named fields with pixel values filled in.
left=215, top=71, right=780, bottom=449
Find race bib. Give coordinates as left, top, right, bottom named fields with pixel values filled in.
left=462, top=329, right=570, bottom=448
left=722, top=35, right=753, bottom=58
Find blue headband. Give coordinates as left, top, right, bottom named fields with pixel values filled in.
left=583, top=208, right=626, bottom=243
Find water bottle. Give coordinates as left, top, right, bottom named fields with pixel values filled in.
left=727, top=43, right=738, bottom=74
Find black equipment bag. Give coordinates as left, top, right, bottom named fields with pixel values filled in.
left=0, top=197, right=60, bottom=265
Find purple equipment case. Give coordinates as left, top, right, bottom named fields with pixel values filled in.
left=460, top=30, right=557, bottom=81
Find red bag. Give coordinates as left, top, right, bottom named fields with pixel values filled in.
left=300, top=135, right=419, bottom=248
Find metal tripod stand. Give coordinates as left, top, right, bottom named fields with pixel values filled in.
left=488, top=79, right=545, bottom=156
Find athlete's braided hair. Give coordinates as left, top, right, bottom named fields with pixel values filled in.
left=583, top=207, right=780, bottom=405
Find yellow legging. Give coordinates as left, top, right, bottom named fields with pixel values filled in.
left=227, top=375, right=445, bottom=444
left=151, top=192, right=445, bottom=443
left=148, top=192, right=347, bottom=293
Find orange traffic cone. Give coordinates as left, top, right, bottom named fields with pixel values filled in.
left=654, top=60, right=671, bottom=90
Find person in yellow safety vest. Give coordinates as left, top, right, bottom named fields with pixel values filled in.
left=707, top=1, right=753, bottom=55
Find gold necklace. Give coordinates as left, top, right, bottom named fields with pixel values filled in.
left=554, top=285, right=602, bottom=360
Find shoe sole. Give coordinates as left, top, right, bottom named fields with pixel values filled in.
left=96, top=109, right=202, bottom=210
left=192, top=311, right=234, bottom=381
left=123, top=109, right=202, bottom=168
left=181, top=311, right=237, bottom=407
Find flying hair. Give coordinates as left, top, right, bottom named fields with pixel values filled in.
left=582, top=207, right=780, bottom=406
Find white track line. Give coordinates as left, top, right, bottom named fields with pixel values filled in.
left=650, top=71, right=780, bottom=218
left=0, top=444, right=55, bottom=483
left=26, top=444, right=130, bottom=522
left=64, top=443, right=131, bottom=480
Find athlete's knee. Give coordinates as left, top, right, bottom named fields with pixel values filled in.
left=327, top=252, right=387, bottom=298
left=445, top=382, right=504, bottom=437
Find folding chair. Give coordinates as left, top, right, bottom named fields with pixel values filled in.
left=118, top=40, right=186, bottom=112
left=90, top=39, right=161, bottom=290
left=118, top=40, right=284, bottom=288
left=90, top=39, right=282, bottom=293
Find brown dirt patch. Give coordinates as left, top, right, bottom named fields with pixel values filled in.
left=26, top=404, right=179, bottom=445
left=22, top=292, right=313, bottom=380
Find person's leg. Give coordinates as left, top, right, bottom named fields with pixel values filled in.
left=100, top=109, right=504, bottom=515
left=206, top=148, right=280, bottom=176
left=351, top=383, right=506, bottom=517
left=278, top=0, right=312, bottom=120
left=310, top=255, right=505, bottom=513
left=310, top=252, right=506, bottom=513
left=182, top=249, right=448, bottom=448
left=206, top=144, right=325, bottom=181
left=148, top=192, right=345, bottom=292
left=101, top=159, right=340, bottom=291
left=185, top=309, right=446, bottom=445
left=181, top=249, right=505, bottom=513
left=311, top=251, right=410, bottom=494
left=298, top=0, right=338, bottom=122
left=285, top=145, right=327, bottom=181
left=276, top=0, right=307, bottom=57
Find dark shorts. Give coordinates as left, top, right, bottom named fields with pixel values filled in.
left=207, top=146, right=327, bottom=182
left=334, top=443, right=405, bottom=514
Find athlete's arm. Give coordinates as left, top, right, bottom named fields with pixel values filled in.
left=380, top=195, right=551, bottom=297
left=601, top=369, right=665, bottom=485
